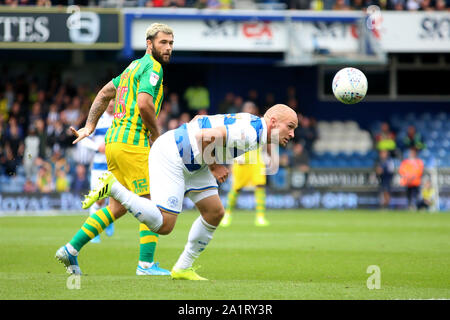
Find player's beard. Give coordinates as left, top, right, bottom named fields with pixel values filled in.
left=152, top=47, right=171, bottom=65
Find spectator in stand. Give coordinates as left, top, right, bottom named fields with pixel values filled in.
left=0, top=91, right=8, bottom=120
left=399, top=148, right=424, bottom=210
left=46, top=103, right=60, bottom=135
left=218, top=92, right=236, bottom=114
left=5, top=118, right=24, bottom=163
left=195, top=0, right=228, bottom=8
left=9, top=102, right=26, bottom=131
left=47, top=118, right=73, bottom=151
left=419, top=0, right=433, bottom=10
left=406, top=0, right=420, bottom=10
left=35, top=119, right=48, bottom=159
left=246, top=89, right=260, bottom=107
left=2, top=147, right=18, bottom=176
left=51, top=147, right=70, bottom=178
left=23, top=179, right=37, bottom=193
left=29, top=102, right=44, bottom=126
left=0, top=115, right=5, bottom=155
left=435, top=0, right=447, bottom=9
left=294, top=115, right=317, bottom=155
left=141, top=0, right=166, bottom=7
left=36, top=161, right=54, bottom=193
left=291, top=142, right=310, bottom=173
left=287, top=97, right=299, bottom=112
left=375, top=122, right=397, bottom=157
left=231, top=95, right=244, bottom=114
left=390, top=0, right=405, bottom=10
left=167, top=118, right=180, bottom=131
left=184, top=81, right=210, bottom=116
left=333, top=0, right=351, bottom=9
left=179, top=112, right=192, bottom=125
left=350, top=0, right=365, bottom=10
left=402, top=125, right=425, bottom=152
left=286, top=85, right=297, bottom=103
left=287, top=0, right=313, bottom=9
left=168, top=92, right=181, bottom=118
left=23, top=125, right=40, bottom=180
left=71, top=163, right=90, bottom=194
left=55, top=168, right=71, bottom=192
left=375, top=149, right=395, bottom=209
left=262, top=92, right=275, bottom=114
left=3, top=82, right=14, bottom=112
left=417, top=179, right=435, bottom=211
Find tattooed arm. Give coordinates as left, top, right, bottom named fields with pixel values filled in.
left=70, top=81, right=116, bottom=144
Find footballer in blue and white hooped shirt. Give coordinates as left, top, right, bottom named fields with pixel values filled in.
left=83, top=104, right=298, bottom=280
left=147, top=104, right=298, bottom=217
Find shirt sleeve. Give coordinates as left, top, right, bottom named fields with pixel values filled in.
left=112, top=74, right=121, bottom=88
left=138, top=65, right=162, bottom=98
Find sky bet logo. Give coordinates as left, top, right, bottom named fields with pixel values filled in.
left=203, top=20, right=273, bottom=39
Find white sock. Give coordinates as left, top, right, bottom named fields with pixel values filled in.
left=138, top=261, right=154, bottom=269
left=174, top=216, right=216, bottom=270
left=111, top=181, right=163, bottom=232
left=89, top=202, right=100, bottom=216
left=65, top=243, right=78, bottom=256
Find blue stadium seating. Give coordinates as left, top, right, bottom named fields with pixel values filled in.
left=310, top=112, right=449, bottom=169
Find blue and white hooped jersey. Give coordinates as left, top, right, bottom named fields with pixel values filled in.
left=84, top=112, right=114, bottom=171
left=174, top=113, right=267, bottom=171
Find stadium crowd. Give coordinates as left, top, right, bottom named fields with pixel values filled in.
left=0, top=0, right=449, bottom=11
left=0, top=68, right=443, bottom=210
left=0, top=69, right=316, bottom=195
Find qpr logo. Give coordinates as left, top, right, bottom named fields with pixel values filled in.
left=167, top=196, right=178, bottom=209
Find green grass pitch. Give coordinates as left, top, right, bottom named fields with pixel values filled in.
left=0, top=210, right=449, bottom=300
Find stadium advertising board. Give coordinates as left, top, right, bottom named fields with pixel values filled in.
left=1, top=169, right=449, bottom=215
left=1, top=190, right=449, bottom=214
left=125, top=9, right=450, bottom=55
left=381, top=12, right=450, bottom=53
left=129, top=15, right=286, bottom=52
left=0, top=7, right=122, bottom=49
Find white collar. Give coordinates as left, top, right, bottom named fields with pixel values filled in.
left=260, top=117, right=268, bottom=145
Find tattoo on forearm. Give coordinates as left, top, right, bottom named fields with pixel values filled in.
left=86, top=98, right=107, bottom=128
left=86, top=82, right=116, bottom=130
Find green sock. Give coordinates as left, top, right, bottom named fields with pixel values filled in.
left=226, top=189, right=239, bottom=215
left=69, top=206, right=115, bottom=252
left=255, top=186, right=266, bottom=218
left=139, top=223, right=159, bottom=263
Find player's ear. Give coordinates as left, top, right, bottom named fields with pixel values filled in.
left=270, top=117, right=277, bottom=128
left=146, top=39, right=153, bottom=49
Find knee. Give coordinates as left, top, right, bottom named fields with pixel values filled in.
left=215, top=207, right=225, bottom=220
left=203, top=206, right=225, bottom=226
left=157, top=212, right=177, bottom=235
left=156, top=224, right=174, bottom=235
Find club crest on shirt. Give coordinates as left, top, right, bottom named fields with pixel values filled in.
left=150, top=72, right=159, bottom=86
left=167, top=196, right=178, bottom=209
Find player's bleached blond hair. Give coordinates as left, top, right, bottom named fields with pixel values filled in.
left=145, top=23, right=174, bottom=41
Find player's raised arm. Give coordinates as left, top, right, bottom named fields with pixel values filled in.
left=137, top=92, right=160, bottom=143
left=71, top=81, right=117, bottom=144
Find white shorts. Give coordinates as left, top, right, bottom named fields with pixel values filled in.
left=148, top=129, right=218, bottom=214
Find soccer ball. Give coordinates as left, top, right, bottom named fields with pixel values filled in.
left=332, top=67, right=368, bottom=104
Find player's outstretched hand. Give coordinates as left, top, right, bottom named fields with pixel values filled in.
left=70, top=126, right=92, bottom=144
left=209, top=164, right=229, bottom=184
